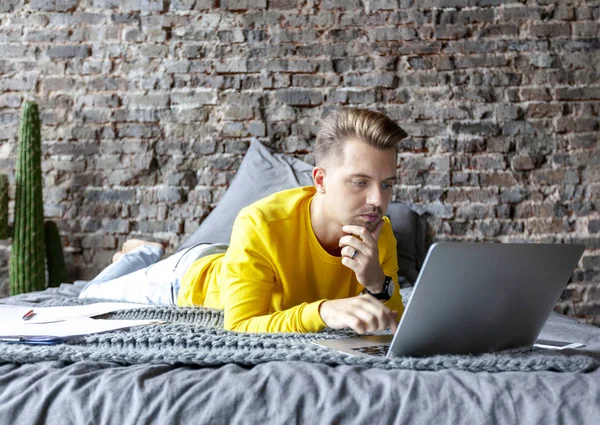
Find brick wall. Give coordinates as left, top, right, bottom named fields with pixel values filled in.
left=0, top=0, right=598, bottom=325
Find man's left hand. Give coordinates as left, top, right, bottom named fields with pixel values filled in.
left=339, top=220, right=386, bottom=293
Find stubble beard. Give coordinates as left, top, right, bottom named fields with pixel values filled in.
left=348, top=217, right=379, bottom=233
left=350, top=207, right=383, bottom=233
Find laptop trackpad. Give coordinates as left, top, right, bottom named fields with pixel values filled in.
left=312, top=334, right=394, bottom=358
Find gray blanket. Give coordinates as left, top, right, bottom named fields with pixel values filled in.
left=1, top=286, right=597, bottom=373
left=1, top=284, right=600, bottom=425
left=0, top=307, right=596, bottom=373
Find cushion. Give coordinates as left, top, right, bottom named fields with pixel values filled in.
left=176, top=139, right=315, bottom=251
left=385, top=202, right=428, bottom=286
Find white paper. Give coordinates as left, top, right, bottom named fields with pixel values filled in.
left=1, top=302, right=150, bottom=325
left=0, top=317, right=162, bottom=339
left=533, top=342, right=585, bottom=350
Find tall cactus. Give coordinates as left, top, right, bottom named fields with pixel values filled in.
left=0, top=173, right=8, bottom=240
left=9, top=101, right=46, bottom=295
left=45, top=220, right=68, bottom=287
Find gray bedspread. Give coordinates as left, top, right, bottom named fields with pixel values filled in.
left=1, top=284, right=599, bottom=425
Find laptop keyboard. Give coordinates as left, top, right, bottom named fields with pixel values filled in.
left=351, top=344, right=390, bottom=357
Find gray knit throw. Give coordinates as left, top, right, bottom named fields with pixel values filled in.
left=0, top=304, right=597, bottom=373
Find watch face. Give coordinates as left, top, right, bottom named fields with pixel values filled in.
left=385, top=277, right=394, bottom=297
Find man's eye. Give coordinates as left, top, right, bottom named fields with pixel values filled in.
left=353, top=181, right=367, bottom=186
left=382, top=183, right=393, bottom=189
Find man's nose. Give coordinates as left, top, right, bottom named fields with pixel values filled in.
left=366, top=186, right=384, bottom=207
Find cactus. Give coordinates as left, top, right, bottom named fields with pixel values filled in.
left=0, top=173, right=8, bottom=239
left=3, top=101, right=70, bottom=293
left=9, top=101, right=46, bottom=295
left=45, top=220, right=68, bottom=287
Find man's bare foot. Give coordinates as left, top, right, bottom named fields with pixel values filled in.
left=111, top=239, right=165, bottom=263
left=121, top=238, right=164, bottom=253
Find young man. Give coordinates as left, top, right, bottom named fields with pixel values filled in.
left=80, top=108, right=408, bottom=334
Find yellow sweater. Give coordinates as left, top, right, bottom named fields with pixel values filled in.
left=177, top=186, right=404, bottom=333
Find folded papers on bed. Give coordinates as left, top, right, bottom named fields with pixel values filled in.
left=1, top=302, right=151, bottom=324
left=0, top=303, right=161, bottom=344
left=0, top=317, right=163, bottom=344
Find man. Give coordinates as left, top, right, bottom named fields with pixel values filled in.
left=80, top=108, right=408, bottom=334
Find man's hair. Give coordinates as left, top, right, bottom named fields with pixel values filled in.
left=314, top=108, right=408, bottom=166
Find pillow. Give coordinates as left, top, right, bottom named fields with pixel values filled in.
left=177, top=139, right=315, bottom=251
left=385, top=202, right=428, bottom=286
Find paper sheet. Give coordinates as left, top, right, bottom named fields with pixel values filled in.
left=0, top=317, right=162, bottom=340
left=1, top=302, right=151, bottom=325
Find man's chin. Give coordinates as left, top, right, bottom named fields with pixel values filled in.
left=348, top=219, right=379, bottom=233
left=365, top=221, right=379, bottom=232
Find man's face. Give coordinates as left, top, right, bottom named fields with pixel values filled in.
left=319, top=138, right=397, bottom=233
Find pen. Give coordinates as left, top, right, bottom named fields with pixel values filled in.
left=22, top=309, right=35, bottom=321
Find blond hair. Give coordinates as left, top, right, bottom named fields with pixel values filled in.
left=314, top=108, right=408, bottom=166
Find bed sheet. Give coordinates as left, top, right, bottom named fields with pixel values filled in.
left=1, top=286, right=599, bottom=425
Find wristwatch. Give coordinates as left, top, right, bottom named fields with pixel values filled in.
left=363, top=276, right=394, bottom=301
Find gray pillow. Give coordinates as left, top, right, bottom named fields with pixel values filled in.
left=177, top=139, right=315, bottom=251
left=385, top=202, right=428, bottom=286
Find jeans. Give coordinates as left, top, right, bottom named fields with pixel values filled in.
left=78, top=243, right=228, bottom=306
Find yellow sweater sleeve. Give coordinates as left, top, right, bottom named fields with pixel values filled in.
left=222, top=209, right=326, bottom=333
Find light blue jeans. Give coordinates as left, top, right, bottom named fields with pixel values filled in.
left=78, top=243, right=228, bottom=306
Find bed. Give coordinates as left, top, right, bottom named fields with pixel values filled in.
left=0, top=283, right=599, bottom=425
left=2, top=140, right=599, bottom=424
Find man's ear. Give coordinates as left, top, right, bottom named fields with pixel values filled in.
left=313, top=167, right=326, bottom=194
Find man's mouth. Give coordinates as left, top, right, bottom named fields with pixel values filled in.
left=361, top=213, right=380, bottom=222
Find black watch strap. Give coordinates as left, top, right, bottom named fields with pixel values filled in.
left=364, top=276, right=394, bottom=301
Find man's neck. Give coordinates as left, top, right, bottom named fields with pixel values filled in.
left=309, top=194, right=343, bottom=257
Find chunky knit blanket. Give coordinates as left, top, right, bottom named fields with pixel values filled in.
left=0, top=301, right=597, bottom=373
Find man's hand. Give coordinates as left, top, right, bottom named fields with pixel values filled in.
left=339, top=220, right=386, bottom=293
left=319, top=295, right=398, bottom=334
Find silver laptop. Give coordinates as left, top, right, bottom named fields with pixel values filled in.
left=313, top=242, right=585, bottom=358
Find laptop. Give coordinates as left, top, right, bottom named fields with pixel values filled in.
left=313, top=242, right=585, bottom=358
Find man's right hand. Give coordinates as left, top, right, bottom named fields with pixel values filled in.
left=318, top=295, right=398, bottom=334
